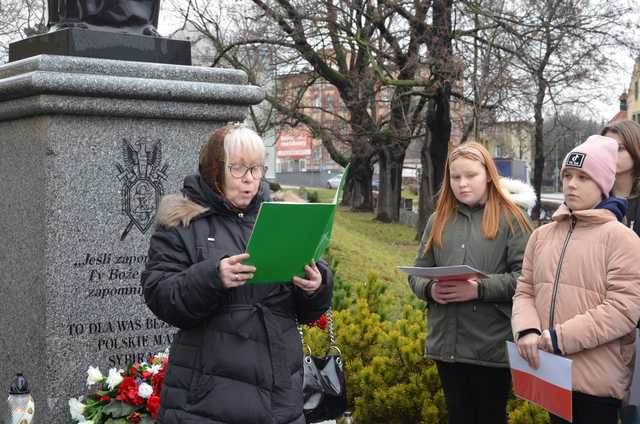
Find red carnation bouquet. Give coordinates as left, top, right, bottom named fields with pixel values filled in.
left=68, top=350, right=168, bottom=423
left=311, top=313, right=328, bottom=330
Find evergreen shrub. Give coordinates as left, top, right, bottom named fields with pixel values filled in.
left=312, top=236, right=550, bottom=423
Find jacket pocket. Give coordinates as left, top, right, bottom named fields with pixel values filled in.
left=465, top=302, right=511, bottom=363
left=425, top=304, right=446, bottom=357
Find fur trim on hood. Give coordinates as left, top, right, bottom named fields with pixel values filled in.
left=155, top=175, right=267, bottom=229
left=156, top=194, right=208, bottom=228
left=500, top=177, right=536, bottom=210
left=156, top=189, right=305, bottom=228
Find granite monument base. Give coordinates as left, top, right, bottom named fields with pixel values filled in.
left=0, top=54, right=263, bottom=422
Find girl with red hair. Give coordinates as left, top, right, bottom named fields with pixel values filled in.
left=409, top=142, right=533, bottom=424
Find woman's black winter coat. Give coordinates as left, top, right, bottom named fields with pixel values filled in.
left=141, top=175, right=333, bottom=424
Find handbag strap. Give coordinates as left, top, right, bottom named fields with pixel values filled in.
left=326, top=307, right=338, bottom=353
left=298, top=323, right=311, bottom=355
left=299, top=307, right=341, bottom=356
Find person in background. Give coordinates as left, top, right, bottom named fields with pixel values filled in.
left=513, top=135, right=640, bottom=424
left=601, top=120, right=640, bottom=235
left=409, top=142, right=534, bottom=424
left=141, top=124, right=333, bottom=424
left=601, top=120, right=640, bottom=424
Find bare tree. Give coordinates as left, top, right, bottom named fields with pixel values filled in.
left=454, top=0, right=529, bottom=144
left=173, top=0, right=638, bottom=226
left=542, top=111, right=601, bottom=192
left=0, top=0, right=47, bottom=62
left=365, top=0, right=437, bottom=222
left=476, top=0, right=638, bottom=219
left=416, top=0, right=528, bottom=238
left=173, top=0, right=446, bottom=222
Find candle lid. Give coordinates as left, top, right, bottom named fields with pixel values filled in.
left=9, top=373, right=30, bottom=395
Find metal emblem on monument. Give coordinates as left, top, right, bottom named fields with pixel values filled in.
left=115, top=138, right=168, bottom=241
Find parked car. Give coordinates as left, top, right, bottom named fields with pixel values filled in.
left=327, top=174, right=343, bottom=188
left=328, top=174, right=379, bottom=190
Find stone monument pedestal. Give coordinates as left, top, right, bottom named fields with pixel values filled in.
left=0, top=54, right=263, bottom=422
left=9, top=28, right=192, bottom=65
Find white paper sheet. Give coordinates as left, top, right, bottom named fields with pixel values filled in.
left=397, top=265, right=488, bottom=281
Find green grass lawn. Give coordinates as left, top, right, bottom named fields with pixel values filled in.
left=282, top=186, right=421, bottom=315
left=301, top=187, right=421, bottom=315
left=330, top=208, right=420, bottom=314
left=401, top=189, right=418, bottom=201
left=313, top=186, right=417, bottom=203
left=311, top=187, right=338, bottom=203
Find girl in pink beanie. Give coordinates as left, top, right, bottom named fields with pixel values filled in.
left=512, top=135, right=640, bottom=424
left=562, top=135, right=618, bottom=198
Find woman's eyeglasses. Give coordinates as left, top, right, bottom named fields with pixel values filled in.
left=227, top=164, right=268, bottom=179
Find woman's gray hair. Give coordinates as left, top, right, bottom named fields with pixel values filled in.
left=224, top=127, right=266, bottom=164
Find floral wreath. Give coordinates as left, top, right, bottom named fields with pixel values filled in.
left=68, top=350, right=168, bottom=424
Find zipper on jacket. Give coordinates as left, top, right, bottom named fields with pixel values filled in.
left=548, top=215, right=577, bottom=328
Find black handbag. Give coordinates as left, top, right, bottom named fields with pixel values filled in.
left=301, top=308, right=348, bottom=423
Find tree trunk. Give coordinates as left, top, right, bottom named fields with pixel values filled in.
left=341, top=105, right=377, bottom=211
left=341, top=148, right=374, bottom=212
left=530, top=78, right=547, bottom=221
left=416, top=131, right=435, bottom=240
left=375, top=144, right=405, bottom=222
left=427, top=0, right=453, bottom=196
left=416, top=0, right=452, bottom=239
left=426, top=82, right=452, bottom=198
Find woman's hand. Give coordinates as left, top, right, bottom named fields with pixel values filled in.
left=538, top=329, right=553, bottom=353
left=517, top=333, right=541, bottom=369
left=218, top=253, right=256, bottom=288
left=292, top=261, right=322, bottom=295
left=430, top=279, right=479, bottom=304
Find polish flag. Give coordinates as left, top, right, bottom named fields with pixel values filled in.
left=506, top=341, right=573, bottom=422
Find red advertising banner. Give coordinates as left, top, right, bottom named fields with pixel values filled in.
left=276, top=128, right=312, bottom=158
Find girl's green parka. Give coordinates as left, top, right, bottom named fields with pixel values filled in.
left=409, top=177, right=535, bottom=368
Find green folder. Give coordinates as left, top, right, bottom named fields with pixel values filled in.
left=244, top=166, right=348, bottom=284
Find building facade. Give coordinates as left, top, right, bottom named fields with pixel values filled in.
left=627, top=57, right=640, bottom=124
left=274, top=73, right=353, bottom=175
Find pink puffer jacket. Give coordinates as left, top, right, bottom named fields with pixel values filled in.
left=512, top=204, right=640, bottom=399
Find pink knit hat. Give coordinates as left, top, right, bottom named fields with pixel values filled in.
left=561, top=135, right=618, bottom=197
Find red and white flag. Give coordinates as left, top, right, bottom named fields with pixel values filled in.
left=506, top=341, right=573, bottom=422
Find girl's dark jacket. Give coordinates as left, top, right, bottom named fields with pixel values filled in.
left=625, top=195, right=640, bottom=236
left=141, top=175, right=333, bottom=424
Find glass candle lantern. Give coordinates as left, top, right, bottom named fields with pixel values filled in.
left=6, top=373, right=34, bottom=424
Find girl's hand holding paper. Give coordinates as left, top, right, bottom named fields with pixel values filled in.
left=431, top=279, right=479, bottom=304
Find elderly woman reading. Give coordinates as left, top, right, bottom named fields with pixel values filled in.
left=141, top=124, right=333, bottom=424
